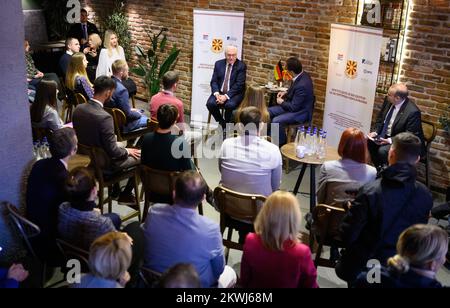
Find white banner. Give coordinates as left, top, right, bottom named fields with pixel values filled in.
left=190, top=9, right=244, bottom=128
left=323, top=24, right=383, bottom=147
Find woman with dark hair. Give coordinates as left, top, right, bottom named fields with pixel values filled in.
left=356, top=224, right=448, bottom=288
left=317, top=127, right=376, bottom=204
left=30, top=80, right=64, bottom=131
left=57, top=167, right=121, bottom=250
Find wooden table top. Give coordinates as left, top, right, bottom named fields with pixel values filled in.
left=281, top=143, right=340, bottom=165
left=68, top=154, right=91, bottom=171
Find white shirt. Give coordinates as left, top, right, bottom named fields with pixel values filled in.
left=96, top=46, right=125, bottom=78
left=91, top=98, right=103, bottom=107
left=60, top=159, right=68, bottom=170
left=386, top=99, right=405, bottom=138
left=219, top=134, right=282, bottom=197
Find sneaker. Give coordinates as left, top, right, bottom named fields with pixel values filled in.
left=117, top=193, right=137, bottom=205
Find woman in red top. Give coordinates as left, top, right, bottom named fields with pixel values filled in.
left=240, top=191, right=318, bottom=288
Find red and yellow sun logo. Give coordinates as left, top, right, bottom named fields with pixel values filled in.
left=211, top=38, right=223, bottom=53
left=345, top=60, right=358, bottom=79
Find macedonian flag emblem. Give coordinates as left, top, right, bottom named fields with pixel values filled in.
left=345, top=60, right=358, bottom=79
left=211, top=38, right=223, bottom=53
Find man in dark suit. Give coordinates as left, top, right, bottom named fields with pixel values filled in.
left=206, top=45, right=246, bottom=129
left=67, top=9, right=99, bottom=49
left=58, top=37, right=80, bottom=78
left=26, top=127, right=78, bottom=265
left=367, top=83, right=424, bottom=169
left=335, top=132, right=433, bottom=284
left=72, top=76, right=141, bottom=203
left=268, top=57, right=314, bottom=146
left=106, top=59, right=148, bottom=132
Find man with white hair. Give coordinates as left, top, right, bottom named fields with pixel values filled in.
left=367, top=83, right=424, bottom=169
left=206, top=45, right=247, bottom=129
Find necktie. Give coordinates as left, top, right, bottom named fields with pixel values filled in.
left=379, top=105, right=395, bottom=138
left=82, top=24, right=88, bottom=40
left=222, top=64, right=232, bottom=94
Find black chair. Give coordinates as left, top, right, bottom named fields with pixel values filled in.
left=138, top=267, right=162, bottom=288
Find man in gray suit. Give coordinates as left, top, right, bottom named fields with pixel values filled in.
left=72, top=76, right=140, bottom=203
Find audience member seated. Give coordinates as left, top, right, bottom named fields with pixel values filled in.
left=96, top=30, right=137, bottom=97
left=336, top=132, right=433, bottom=284
left=26, top=127, right=78, bottom=265
left=206, top=45, right=247, bottom=129
left=25, top=40, right=62, bottom=97
left=241, top=191, right=318, bottom=288
left=83, top=33, right=102, bottom=83
left=30, top=80, right=64, bottom=131
left=355, top=224, right=448, bottom=288
left=219, top=106, right=282, bottom=241
left=72, top=232, right=132, bottom=288
left=105, top=59, right=148, bottom=132
left=57, top=167, right=120, bottom=250
left=235, top=85, right=270, bottom=126
left=367, top=83, right=425, bottom=169
left=159, top=263, right=201, bottom=288
left=67, top=8, right=99, bottom=49
left=72, top=76, right=140, bottom=204
left=150, top=71, right=185, bottom=123
left=317, top=127, right=376, bottom=204
left=66, top=52, right=94, bottom=100
left=142, top=104, right=194, bottom=172
left=149, top=71, right=200, bottom=144
left=0, top=264, right=29, bottom=288
left=268, top=57, right=314, bottom=146
left=58, top=38, right=80, bottom=78
left=142, top=171, right=236, bottom=288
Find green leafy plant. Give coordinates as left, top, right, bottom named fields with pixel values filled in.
left=131, top=27, right=180, bottom=98
left=102, top=0, right=132, bottom=59
left=439, top=105, right=450, bottom=134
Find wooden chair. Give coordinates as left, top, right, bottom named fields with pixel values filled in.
left=317, top=181, right=360, bottom=206
left=421, top=119, right=437, bottom=188
left=213, top=186, right=266, bottom=263
left=138, top=267, right=162, bottom=288
left=55, top=238, right=90, bottom=276
left=130, top=95, right=136, bottom=109
left=63, top=88, right=78, bottom=123
left=284, top=95, right=316, bottom=173
left=104, top=107, right=156, bottom=143
left=311, top=204, right=346, bottom=268
left=77, top=143, right=141, bottom=222
left=140, top=166, right=204, bottom=221
left=74, top=93, right=87, bottom=105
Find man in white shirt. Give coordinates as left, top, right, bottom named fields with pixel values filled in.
left=219, top=107, right=282, bottom=241
left=367, top=83, right=425, bottom=169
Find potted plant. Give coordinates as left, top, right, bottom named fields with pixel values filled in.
left=131, top=27, right=180, bottom=99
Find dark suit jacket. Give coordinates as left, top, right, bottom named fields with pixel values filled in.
left=26, top=158, right=68, bottom=262
left=67, top=22, right=99, bottom=43
left=106, top=76, right=141, bottom=124
left=58, top=53, right=72, bottom=78
left=280, top=71, right=315, bottom=120
left=336, top=163, right=432, bottom=282
left=373, top=98, right=424, bottom=145
left=210, top=59, right=246, bottom=102
left=72, top=100, right=128, bottom=168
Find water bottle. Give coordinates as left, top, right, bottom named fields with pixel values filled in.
left=317, top=132, right=327, bottom=160
left=295, top=126, right=306, bottom=158
left=33, top=142, right=40, bottom=160
left=42, top=137, right=51, bottom=158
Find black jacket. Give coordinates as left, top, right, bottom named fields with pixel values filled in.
left=26, top=158, right=68, bottom=263
left=336, top=163, right=432, bottom=282
left=67, top=22, right=99, bottom=43
left=355, top=266, right=443, bottom=288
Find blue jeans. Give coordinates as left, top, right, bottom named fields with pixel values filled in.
left=124, top=115, right=149, bottom=133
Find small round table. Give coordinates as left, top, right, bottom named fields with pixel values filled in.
left=281, top=143, right=340, bottom=213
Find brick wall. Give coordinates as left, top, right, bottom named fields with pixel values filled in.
left=86, top=0, right=449, bottom=195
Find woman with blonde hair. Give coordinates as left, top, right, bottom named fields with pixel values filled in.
left=83, top=33, right=102, bottom=83
left=96, top=30, right=137, bottom=96
left=235, top=86, right=270, bottom=124
left=240, top=191, right=318, bottom=288
left=356, top=224, right=448, bottom=288
left=66, top=52, right=94, bottom=99
left=73, top=231, right=133, bottom=288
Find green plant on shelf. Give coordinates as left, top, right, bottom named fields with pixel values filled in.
left=131, top=27, right=180, bottom=99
